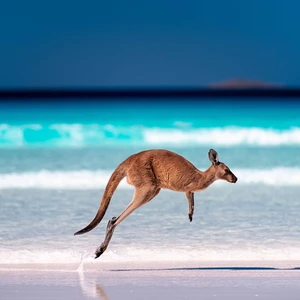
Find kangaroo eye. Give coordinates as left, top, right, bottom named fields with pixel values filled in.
left=225, top=169, right=230, bottom=174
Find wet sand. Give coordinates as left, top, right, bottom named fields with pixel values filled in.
left=1, top=261, right=300, bottom=300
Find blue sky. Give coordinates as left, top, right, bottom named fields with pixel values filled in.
left=1, top=0, right=299, bottom=88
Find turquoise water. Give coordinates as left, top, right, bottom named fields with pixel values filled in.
left=1, top=98, right=300, bottom=264
left=0, top=99, right=300, bottom=147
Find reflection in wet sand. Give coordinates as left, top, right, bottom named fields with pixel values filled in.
left=77, top=263, right=109, bottom=300
left=95, top=283, right=110, bottom=300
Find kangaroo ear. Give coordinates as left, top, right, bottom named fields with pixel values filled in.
left=208, top=149, right=219, bottom=165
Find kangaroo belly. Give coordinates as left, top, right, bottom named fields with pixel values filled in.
left=158, top=176, right=189, bottom=192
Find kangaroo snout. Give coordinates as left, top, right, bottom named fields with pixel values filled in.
left=231, top=175, right=238, bottom=183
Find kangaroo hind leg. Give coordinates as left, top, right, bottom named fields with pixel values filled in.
left=95, top=185, right=160, bottom=259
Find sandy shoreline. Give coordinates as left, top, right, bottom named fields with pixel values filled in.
left=1, top=261, right=300, bottom=299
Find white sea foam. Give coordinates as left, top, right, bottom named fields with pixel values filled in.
left=143, top=127, right=300, bottom=146
left=1, top=245, right=300, bottom=264
left=0, top=170, right=129, bottom=189
left=1, top=124, right=300, bottom=147
left=0, top=167, right=299, bottom=189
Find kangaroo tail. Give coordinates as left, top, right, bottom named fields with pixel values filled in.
left=74, top=163, right=127, bottom=236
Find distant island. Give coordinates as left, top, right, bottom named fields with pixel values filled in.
left=209, top=79, right=283, bottom=89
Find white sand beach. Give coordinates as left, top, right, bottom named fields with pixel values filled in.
left=1, top=260, right=300, bottom=300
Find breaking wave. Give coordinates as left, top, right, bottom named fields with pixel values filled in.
left=0, top=167, right=299, bottom=189
left=1, top=123, right=300, bottom=147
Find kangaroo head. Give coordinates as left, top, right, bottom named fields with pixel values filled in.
left=208, top=149, right=238, bottom=183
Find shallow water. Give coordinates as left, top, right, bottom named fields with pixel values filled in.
left=1, top=99, right=299, bottom=264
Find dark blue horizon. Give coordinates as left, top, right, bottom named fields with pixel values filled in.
left=1, top=1, right=300, bottom=88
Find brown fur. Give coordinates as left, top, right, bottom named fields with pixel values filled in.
left=74, top=149, right=237, bottom=258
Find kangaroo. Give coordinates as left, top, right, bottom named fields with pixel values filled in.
left=74, top=149, right=237, bottom=259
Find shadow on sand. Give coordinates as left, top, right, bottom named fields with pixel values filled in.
left=77, top=266, right=300, bottom=299
left=110, top=266, right=300, bottom=272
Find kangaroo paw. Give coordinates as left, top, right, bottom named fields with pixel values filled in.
left=189, top=213, right=193, bottom=222
left=95, top=245, right=106, bottom=259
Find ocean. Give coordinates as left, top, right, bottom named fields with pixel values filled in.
left=1, top=98, right=300, bottom=264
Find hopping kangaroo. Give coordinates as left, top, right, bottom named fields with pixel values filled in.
left=74, top=149, right=238, bottom=259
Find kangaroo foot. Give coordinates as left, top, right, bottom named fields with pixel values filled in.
left=95, top=244, right=106, bottom=259
left=94, top=217, right=117, bottom=259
